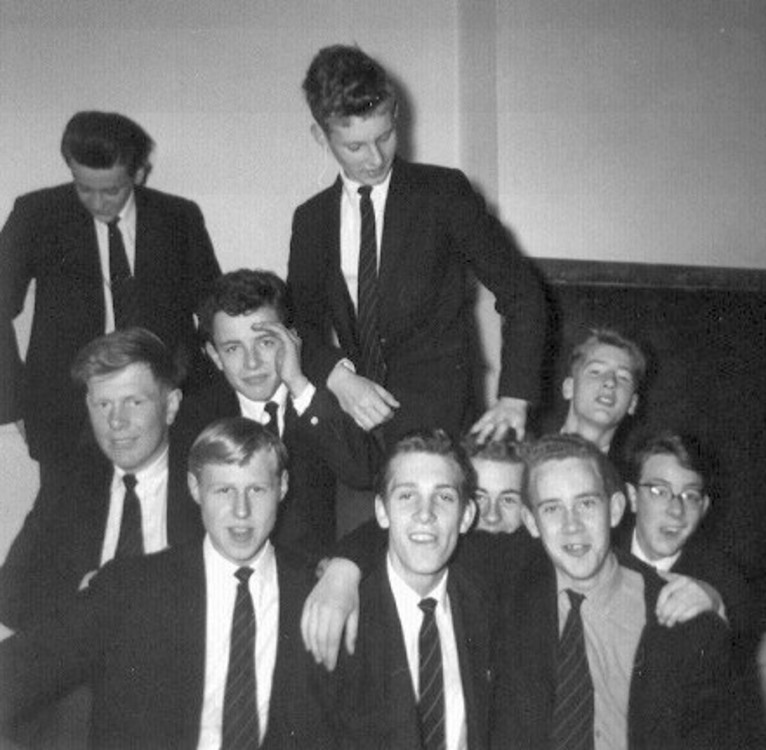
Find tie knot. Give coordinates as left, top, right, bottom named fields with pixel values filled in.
left=108, top=217, right=121, bottom=230
left=566, top=589, right=585, bottom=612
left=123, top=473, right=137, bottom=491
left=419, top=597, right=437, bottom=616
left=235, top=566, right=254, bottom=585
left=265, top=401, right=279, bottom=422
left=358, top=185, right=372, bottom=200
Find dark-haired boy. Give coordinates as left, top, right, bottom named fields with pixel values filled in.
left=0, top=111, right=220, bottom=489
left=0, top=418, right=336, bottom=748
left=288, top=45, right=545, bottom=447
left=328, top=429, right=492, bottom=749
left=174, top=268, right=380, bottom=562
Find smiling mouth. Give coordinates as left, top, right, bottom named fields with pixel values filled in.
left=228, top=527, right=255, bottom=542
left=562, top=543, right=591, bottom=557
left=409, top=531, right=438, bottom=544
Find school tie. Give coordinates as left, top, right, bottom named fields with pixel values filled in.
left=107, top=218, right=138, bottom=328
left=418, top=597, right=446, bottom=750
left=552, top=590, right=594, bottom=750
left=114, top=473, right=144, bottom=558
left=263, top=401, right=280, bottom=438
left=356, top=186, right=386, bottom=384
left=221, top=566, right=259, bottom=749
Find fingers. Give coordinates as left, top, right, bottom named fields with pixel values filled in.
left=344, top=606, right=359, bottom=657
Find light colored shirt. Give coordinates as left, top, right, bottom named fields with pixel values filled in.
left=387, top=556, right=467, bottom=750
left=557, top=554, right=645, bottom=750
left=197, top=537, right=280, bottom=749
left=94, top=192, right=137, bottom=332
left=236, top=382, right=315, bottom=436
left=100, top=445, right=169, bottom=565
left=339, top=170, right=393, bottom=310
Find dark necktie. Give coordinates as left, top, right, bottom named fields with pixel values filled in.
left=263, top=401, right=280, bottom=438
left=552, top=590, right=594, bottom=750
left=356, top=186, right=386, bottom=384
left=222, top=566, right=259, bottom=749
left=115, top=473, right=144, bottom=558
left=418, top=597, right=446, bottom=750
left=107, top=218, right=138, bottom=328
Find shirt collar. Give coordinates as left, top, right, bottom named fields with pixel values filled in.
left=113, top=443, right=169, bottom=485
left=387, top=553, right=449, bottom=611
left=556, top=550, right=623, bottom=611
left=203, top=534, right=276, bottom=581
left=339, top=166, right=394, bottom=205
left=630, top=529, right=680, bottom=572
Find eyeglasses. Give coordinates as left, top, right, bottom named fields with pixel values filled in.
left=638, top=483, right=705, bottom=509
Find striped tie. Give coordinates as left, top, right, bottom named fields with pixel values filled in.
left=552, top=590, right=594, bottom=750
left=114, top=473, right=143, bottom=558
left=221, top=567, right=259, bottom=749
left=356, top=186, right=386, bottom=384
left=418, top=597, right=445, bottom=750
left=107, top=218, right=139, bottom=328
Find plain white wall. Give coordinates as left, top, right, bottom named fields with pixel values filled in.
left=2, top=0, right=765, bottom=559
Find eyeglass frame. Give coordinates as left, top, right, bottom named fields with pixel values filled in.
left=637, top=482, right=707, bottom=510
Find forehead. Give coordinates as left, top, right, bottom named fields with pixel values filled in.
left=212, top=306, right=281, bottom=341
left=529, top=456, right=605, bottom=503
left=576, top=343, right=635, bottom=373
left=326, top=106, right=395, bottom=144
left=385, top=451, right=462, bottom=492
left=87, top=362, right=161, bottom=396
left=69, top=160, right=132, bottom=189
left=639, top=453, right=704, bottom=487
left=471, top=457, right=523, bottom=489
left=197, top=449, right=281, bottom=487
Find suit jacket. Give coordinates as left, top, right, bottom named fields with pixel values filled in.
left=491, top=547, right=732, bottom=750
left=0, top=543, right=336, bottom=749
left=331, top=562, right=493, bottom=750
left=0, top=437, right=203, bottom=630
left=0, top=182, right=220, bottom=461
left=172, top=376, right=382, bottom=562
left=288, top=158, right=546, bottom=442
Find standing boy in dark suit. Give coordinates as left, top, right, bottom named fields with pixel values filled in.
left=0, top=111, right=220, bottom=488
left=492, top=433, right=732, bottom=749
left=288, top=45, right=545, bottom=446
left=329, top=429, right=493, bottom=749
left=0, top=418, right=336, bottom=749
left=0, top=328, right=202, bottom=631
left=174, top=269, right=380, bottom=563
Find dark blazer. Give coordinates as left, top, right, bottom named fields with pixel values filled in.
left=0, top=543, right=336, bottom=749
left=172, top=377, right=381, bottom=562
left=0, top=183, right=220, bottom=462
left=0, top=437, right=203, bottom=630
left=331, top=562, right=493, bottom=750
left=491, top=547, right=732, bottom=750
left=288, top=158, right=546, bottom=442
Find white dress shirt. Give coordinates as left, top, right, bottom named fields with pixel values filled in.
left=100, top=445, right=169, bottom=565
left=94, top=191, right=137, bottom=332
left=387, top=556, right=467, bottom=750
left=197, top=537, right=280, bottom=749
left=339, top=170, right=393, bottom=310
left=236, top=381, right=315, bottom=436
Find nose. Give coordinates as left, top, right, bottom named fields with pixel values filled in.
left=482, top=498, right=500, bottom=526
left=368, top=144, right=383, bottom=167
left=562, top=507, right=584, bottom=533
left=602, top=370, right=617, bottom=388
left=245, top=345, right=262, bottom=371
left=666, top=493, right=685, bottom=518
left=233, top=490, right=251, bottom=519
left=415, top=496, right=436, bottom=523
left=108, top=403, right=127, bottom=430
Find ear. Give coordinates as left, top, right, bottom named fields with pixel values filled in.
left=627, top=393, right=639, bottom=416
left=205, top=341, right=224, bottom=371
left=458, top=500, right=477, bottom=535
left=521, top=506, right=540, bottom=538
left=165, top=388, right=182, bottom=426
left=132, top=166, right=148, bottom=186
left=609, top=491, right=627, bottom=528
left=626, top=482, right=638, bottom=513
left=700, top=494, right=711, bottom=519
left=187, top=472, right=201, bottom=505
left=374, top=495, right=390, bottom=530
left=278, top=470, right=289, bottom=503
left=311, top=122, right=328, bottom=148
left=562, top=376, right=574, bottom=402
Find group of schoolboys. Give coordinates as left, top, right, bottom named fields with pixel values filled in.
left=0, top=42, right=758, bottom=750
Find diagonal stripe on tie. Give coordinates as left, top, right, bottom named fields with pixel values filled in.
left=418, top=597, right=446, bottom=750
left=108, top=218, right=140, bottom=328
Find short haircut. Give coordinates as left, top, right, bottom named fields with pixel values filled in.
left=520, top=433, right=624, bottom=510
left=188, top=417, right=289, bottom=478
left=462, top=432, right=524, bottom=466
left=71, top=327, right=182, bottom=390
left=629, top=431, right=714, bottom=490
left=568, top=328, right=647, bottom=387
left=197, top=269, right=291, bottom=344
left=303, top=44, right=396, bottom=129
left=376, top=428, right=476, bottom=507
left=61, top=111, right=154, bottom=177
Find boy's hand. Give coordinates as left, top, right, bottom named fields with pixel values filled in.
left=656, top=572, right=725, bottom=627
left=470, top=396, right=528, bottom=443
left=327, top=365, right=399, bottom=431
left=301, top=558, right=361, bottom=671
left=252, top=322, right=310, bottom=398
